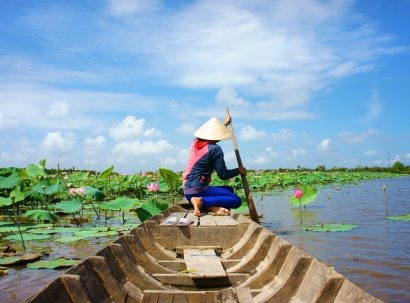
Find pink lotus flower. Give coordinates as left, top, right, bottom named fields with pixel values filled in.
left=294, top=189, right=303, bottom=199
left=147, top=182, right=160, bottom=192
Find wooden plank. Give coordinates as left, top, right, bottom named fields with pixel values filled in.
left=234, top=287, right=254, bottom=303
left=184, top=249, right=226, bottom=278
left=213, top=216, right=238, bottom=226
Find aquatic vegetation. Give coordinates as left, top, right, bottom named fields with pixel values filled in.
left=304, top=223, right=359, bottom=232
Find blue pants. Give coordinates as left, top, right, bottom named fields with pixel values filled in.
left=185, top=186, right=242, bottom=210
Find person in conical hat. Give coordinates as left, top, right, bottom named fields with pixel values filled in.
left=183, top=114, right=247, bottom=216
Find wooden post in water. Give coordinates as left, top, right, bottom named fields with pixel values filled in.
left=226, top=108, right=260, bottom=224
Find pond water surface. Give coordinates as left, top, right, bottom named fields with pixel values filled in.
left=0, top=177, right=409, bottom=303
left=258, top=176, right=410, bottom=303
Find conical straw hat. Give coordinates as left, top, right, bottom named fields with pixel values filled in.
left=194, top=117, right=232, bottom=141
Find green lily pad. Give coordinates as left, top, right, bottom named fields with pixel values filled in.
left=386, top=214, right=410, bottom=221
left=28, top=228, right=59, bottom=235
left=305, top=223, right=358, bottom=232
left=24, top=210, right=59, bottom=223
left=4, top=233, right=52, bottom=241
left=0, top=253, right=42, bottom=265
left=135, top=199, right=169, bottom=222
left=27, top=258, right=79, bottom=269
left=100, top=197, right=141, bottom=211
left=55, top=236, right=84, bottom=243
left=0, top=225, right=32, bottom=233
left=74, top=229, right=118, bottom=238
left=53, top=198, right=82, bottom=214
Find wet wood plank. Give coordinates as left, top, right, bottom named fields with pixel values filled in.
left=184, top=249, right=226, bottom=277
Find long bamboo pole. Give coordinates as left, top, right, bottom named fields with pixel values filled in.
left=226, top=108, right=260, bottom=224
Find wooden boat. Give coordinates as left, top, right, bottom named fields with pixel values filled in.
left=24, top=204, right=383, bottom=303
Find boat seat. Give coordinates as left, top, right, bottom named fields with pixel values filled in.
left=184, top=248, right=226, bottom=278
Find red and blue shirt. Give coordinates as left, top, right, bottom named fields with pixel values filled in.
left=183, top=138, right=239, bottom=195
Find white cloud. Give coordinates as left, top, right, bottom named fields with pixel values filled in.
left=292, top=148, right=307, bottom=157
left=109, top=116, right=156, bottom=141
left=272, top=128, right=295, bottom=142
left=239, top=125, right=267, bottom=141
left=216, top=86, right=249, bottom=106
left=318, top=139, right=332, bottom=151
left=361, top=90, right=382, bottom=123
left=46, top=101, right=70, bottom=118
left=364, top=149, right=377, bottom=156
left=0, top=112, right=19, bottom=130
left=338, top=129, right=378, bottom=144
left=83, top=135, right=106, bottom=146
left=111, top=139, right=172, bottom=156
left=108, top=0, right=159, bottom=16
left=40, top=131, right=76, bottom=154
left=177, top=123, right=196, bottom=135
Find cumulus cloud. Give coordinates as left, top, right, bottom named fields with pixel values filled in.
left=109, top=116, right=159, bottom=141
left=40, top=131, right=76, bottom=153
left=318, top=139, right=332, bottom=151
left=239, top=125, right=267, bottom=141
left=83, top=135, right=106, bottom=146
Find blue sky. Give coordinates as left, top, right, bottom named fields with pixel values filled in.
left=1, top=0, right=409, bottom=174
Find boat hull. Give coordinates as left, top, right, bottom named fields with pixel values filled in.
left=24, top=204, right=384, bottom=303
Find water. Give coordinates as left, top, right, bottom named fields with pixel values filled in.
left=1, top=177, right=409, bottom=303
left=258, top=176, right=410, bottom=303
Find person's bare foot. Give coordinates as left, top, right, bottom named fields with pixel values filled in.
left=208, top=206, right=230, bottom=216
left=191, top=197, right=202, bottom=217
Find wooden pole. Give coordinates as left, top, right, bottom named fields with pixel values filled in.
left=226, top=108, right=260, bottom=224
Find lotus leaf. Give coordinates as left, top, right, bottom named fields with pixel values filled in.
left=9, top=189, right=25, bottom=203
left=84, top=186, right=105, bottom=201
left=100, top=197, right=140, bottom=211
left=0, top=173, right=20, bottom=189
left=27, top=258, right=78, bottom=269
left=159, top=167, right=181, bottom=192
left=0, top=225, right=31, bottom=233
left=54, top=198, right=82, bottom=214
left=305, top=223, right=358, bottom=232
left=25, top=210, right=59, bottom=222
left=28, top=228, right=59, bottom=235
left=0, top=197, right=12, bottom=207
left=98, top=166, right=114, bottom=179
left=4, top=233, right=52, bottom=241
left=25, top=163, right=46, bottom=178
left=386, top=214, right=410, bottom=221
left=0, top=256, right=21, bottom=265
left=55, top=236, right=84, bottom=243
left=135, top=199, right=169, bottom=222
left=74, top=229, right=118, bottom=238
left=0, top=253, right=42, bottom=265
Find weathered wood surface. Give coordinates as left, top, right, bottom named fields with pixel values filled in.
left=184, top=248, right=226, bottom=278
left=24, top=204, right=384, bottom=303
